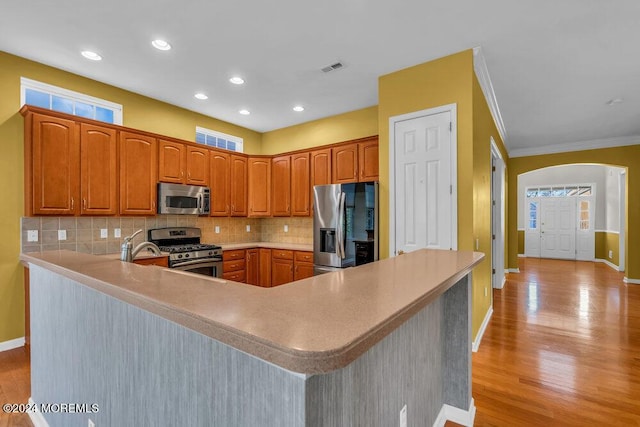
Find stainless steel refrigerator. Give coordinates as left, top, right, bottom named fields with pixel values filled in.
left=313, top=182, right=379, bottom=274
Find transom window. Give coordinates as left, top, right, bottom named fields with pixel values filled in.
left=195, top=126, right=243, bottom=153
left=526, top=185, right=592, bottom=198
left=20, top=77, right=123, bottom=125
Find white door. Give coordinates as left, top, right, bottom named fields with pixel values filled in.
left=576, top=197, right=595, bottom=261
left=540, top=198, right=576, bottom=259
left=491, top=152, right=505, bottom=289
left=524, top=199, right=541, bottom=257
left=394, top=110, right=453, bottom=254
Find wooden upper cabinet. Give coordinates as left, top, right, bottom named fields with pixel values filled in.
left=230, top=154, right=248, bottom=216
left=80, top=124, right=118, bottom=215
left=291, top=152, right=310, bottom=216
left=310, top=148, right=332, bottom=187
left=358, top=137, right=379, bottom=182
left=119, top=131, right=158, bottom=215
left=186, top=145, right=209, bottom=186
left=210, top=150, right=231, bottom=216
left=30, top=113, right=80, bottom=215
left=332, top=143, right=359, bottom=184
left=271, top=155, right=291, bottom=217
left=248, top=157, right=271, bottom=217
left=158, top=139, right=185, bottom=183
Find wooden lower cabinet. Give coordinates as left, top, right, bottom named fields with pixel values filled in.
left=259, top=249, right=272, bottom=287
left=246, top=249, right=259, bottom=286
left=272, top=257, right=294, bottom=287
left=294, top=251, right=314, bottom=281
left=223, top=249, right=246, bottom=282
left=133, top=256, right=169, bottom=267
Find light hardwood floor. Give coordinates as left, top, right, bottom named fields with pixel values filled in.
left=2, top=258, right=639, bottom=426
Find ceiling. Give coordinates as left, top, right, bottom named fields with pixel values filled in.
left=2, top=0, right=639, bottom=155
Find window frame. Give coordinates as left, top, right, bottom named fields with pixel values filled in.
left=195, top=126, right=244, bottom=153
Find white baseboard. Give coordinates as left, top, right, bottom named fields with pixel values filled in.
left=0, top=337, right=25, bottom=352
left=517, top=254, right=526, bottom=258
left=493, top=275, right=506, bottom=290
left=28, top=398, right=50, bottom=427
left=507, top=268, right=520, bottom=273
left=623, top=277, right=640, bottom=285
left=472, top=307, right=493, bottom=353
left=594, top=258, right=619, bottom=272
left=433, top=398, right=476, bottom=427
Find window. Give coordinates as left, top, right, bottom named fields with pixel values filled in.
left=579, top=200, right=590, bottom=230
left=528, top=202, right=538, bottom=230
left=20, top=77, right=122, bottom=125
left=195, top=126, right=243, bottom=153
left=525, top=185, right=593, bottom=198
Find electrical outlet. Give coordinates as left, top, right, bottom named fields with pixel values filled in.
left=57, top=230, right=67, bottom=241
left=609, top=250, right=613, bottom=259
left=114, top=228, right=121, bottom=238
left=484, top=287, right=488, bottom=297
left=88, top=419, right=95, bottom=427
left=27, top=230, right=38, bottom=242
left=400, top=404, right=407, bottom=427
left=215, top=226, right=220, bottom=234
left=475, top=238, right=479, bottom=250
left=100, top=229, right=108, bottom=239
left=246, top=225, right=251, bottom=232
left=284, top=225, right=289, bottom=233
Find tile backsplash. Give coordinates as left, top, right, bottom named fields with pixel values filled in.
left=21, top=215, right=313, bottom=254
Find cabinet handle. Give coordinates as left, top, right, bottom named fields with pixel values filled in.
left=83, top=198, right=87, bottom=210
left=152, top=201, right=156, bottom=210
left=181, top=171, right=184, bottom=178
left=71, top=197, right=74, bottom=211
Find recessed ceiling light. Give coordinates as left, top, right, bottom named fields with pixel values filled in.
left=194, top=93, right=208, bottom=100
left=81, top=51, right=102, bottom=61
left=151, top=39, right=172, bottom=51
left=239, top=109, right=250, bottom=115
left=606, top=98, right=623, bottom=106
left=293, top=105, right=305, bottom=112
left=229, top=76, right=245, bottom=85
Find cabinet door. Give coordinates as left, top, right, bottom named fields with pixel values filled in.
left=210, top=150, right=230, bottom=216
left=294, top=263, right=314, bottom=281
left=291, top=152, right=310, bottom=216
left=271, top=155, right=291, bottom=216
left=271, top=258, right=293, bottom=286
left=158, top=139, right=185, bottom=183
left=358, top=138, right=379, bottom=182
left=119, top=132, right=158, bottom=215
left=310, top=148, right=332, bottom=187
left=248, top=157, right=271, bottom=217
left=31, top=113, right=80, bottom=215
left=259, top=248, right=272, bottom=287
left=246, top=249, right=259, bottom=286
left=230, top=155, right=248, bottom=216
left=332, top=143, right=358, bottom=184
left=186, top=145, right=209, bottom=186
left=80, top=124, right=118, bottom=215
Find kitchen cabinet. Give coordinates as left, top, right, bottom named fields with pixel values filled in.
left=271, top=155, right=291, bottom=216
left=358, top=137, right=379, bottom=182
left=310, top=148, right=332, bottom=187
left=246, top=248, right=259, bottom=286
left=259, top=248, right=272, bottom=287
left=119, top=131, right=158, bottom=215
left=159, top=140, right=209, bottom=186
left=291, top=152, right=311, bottom=216
left=28, top=113, right=79, bottom=215
left=80, top=124, right=118, bottom=215
left=223, top=249, right=246, bottom=282
left=230, top=155, right=248, bottom=216
left=271, top=249, right=294, bottom=286
left=248, top=157, right=271, bottom=217
left=209, top=150, right=231, bottom=216
left=332, top=143, right=359, bottom=184
left=294, top=251, right=314, bottom=281
left=133, top=256, right=169, bottom=267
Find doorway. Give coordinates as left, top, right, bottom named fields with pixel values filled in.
left=491, top=139, right=506, bottom=289
left=389, top=104, right=457, bottom=255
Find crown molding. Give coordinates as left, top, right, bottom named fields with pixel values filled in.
left=509, top=135, right=640, bottom=158
left=473, top=46, right=507, bottom=145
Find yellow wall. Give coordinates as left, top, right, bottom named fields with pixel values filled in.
left=261, top=106, right=378, bottom=155
left=0, top=51, right=261, bottom=343
left=518, top=230, right=525, bottom=254
left=595, top=231, right=620, bottom=266
left=508, top=151, right=638, bottom=280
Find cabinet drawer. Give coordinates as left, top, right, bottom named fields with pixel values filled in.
left=223, top=270, right=246, bottom=282
left=223, top=249, right=246, bottom=261
left=294, top=251, right=313, bottom=263
left=223, top=259, right=246, bottom=273
left=133, top=256, right=169, bottom=267
left=272, top=249, right=294, bottom=260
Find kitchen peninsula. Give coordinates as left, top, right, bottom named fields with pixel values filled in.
left=21, top=248, right=483, bottom=427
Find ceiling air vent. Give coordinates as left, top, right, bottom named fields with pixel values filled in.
left=321, top=62, right=344, bottom=73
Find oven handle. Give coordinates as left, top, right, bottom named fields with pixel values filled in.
left=171, top=259, right=222, bottom=269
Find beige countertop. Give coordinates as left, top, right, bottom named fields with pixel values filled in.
left=219, top=242, right=313, bottom=252
left=21, top=249, right=483, bottom=374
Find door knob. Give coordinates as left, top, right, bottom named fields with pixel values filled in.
left=398, top=250, right=404, bottom=255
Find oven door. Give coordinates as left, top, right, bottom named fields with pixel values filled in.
left=171, top=259, right=222, bottom=278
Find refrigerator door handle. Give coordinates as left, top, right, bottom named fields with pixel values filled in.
left=337, top=191, right=346, bottom=259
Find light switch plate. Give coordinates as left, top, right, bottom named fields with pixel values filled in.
left=58, top=230, right=67, bottom=241
left=284, top=225, right=289, bottom=233
left=215, top=226, right=220, bottom=234
left=100, top=229, right=108, bottom=239
left=114, top=228, right=121, bottom=238
left=246, top=225, right=251, bottom=232
left=27, top=230, right=39, bottom=242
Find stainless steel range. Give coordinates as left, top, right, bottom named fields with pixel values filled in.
left=148, top=227, right=222, bottom=278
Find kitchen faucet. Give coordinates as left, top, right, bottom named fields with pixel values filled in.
left=120, top=229, right=162, bottom=262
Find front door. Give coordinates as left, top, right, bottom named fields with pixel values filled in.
left=393, top=109, right=454, bottom=254
left=540, top=198, right=576, bottom=259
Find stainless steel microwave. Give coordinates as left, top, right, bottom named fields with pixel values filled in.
left=157, top=183, right=210, bottom=215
